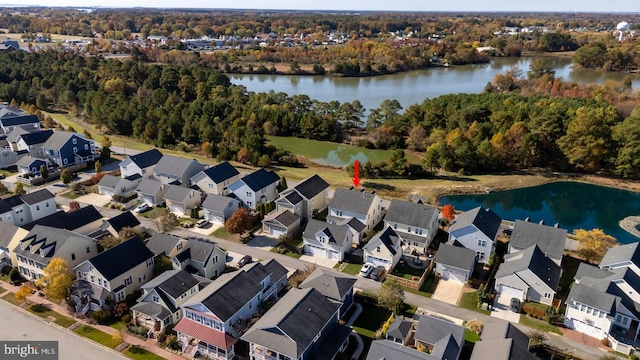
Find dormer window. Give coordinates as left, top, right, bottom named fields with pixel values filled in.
left=377, top=247, right=381, bottom=252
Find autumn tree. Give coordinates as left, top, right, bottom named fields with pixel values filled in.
left=378, top=278, right=405, bottom=313
left=15, top=285, right=33, bottom=304
left=574, top=228, right=617, bottom=264
left=442, top=204, right=455, bottom=221
left=14, top=182, right=26, bottom=195
left=0, top=182, right=8, bottom=196
left=95, top=160, right=102, bottom=173
left=69, top=201, right=80, bottom=212
left=156, top=211, right=178, bottom=233
left=36, top=258, right=72, bottom=303
left=201, top=141, right=212, bottom=157
left=225, top=207, right=253, bottom=234
left=98, top=235, right=123, bottom=250
left=153, top=256, right=174, bottom=277
left=60, top=168, right=73, bottom=184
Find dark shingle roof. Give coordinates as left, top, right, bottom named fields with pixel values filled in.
left=600, top=242, right=640, bottom=269
left=304, top=219, right=352, bottom=248
left=22, top=206, right=103, bottom=231
left=273, top=210, right=300, bottom=228
left=142, top=269, right=199, bottom=299
left=497, top=245, right=561, bottom=291
left=385, top=199, right=439, bottom=229
left=200, top=161, right=239, bottom=183
left=127, top=149, right=163, bottom=169
left=435, top=243, right=476, bottom=270
left=299, top=267, right=357, bottom=301
left=20, top=189, right=54, bottom=205
left=368, top=226, right=402, bottom=255
left=19, top=130, right=53, bottom=145
left=366, top=340, right=432, bottom=360
left=145, top=233, right=182, bottom=256
left=509, top=220, right=566, bottom=261
left=385, top=317, right=413, bottom=342
left=0, top=114, right=39, bottom=127
left=329, top=188, right=378, bottom=215
left=88, top=238, right=153, bottom=281
left=414, top=315, right=465, bottom=352
left=283, top=191, right=303, bottom=205
left=449, top=206, right=501, bottom=240
left=294, top=175, right=329, bottom=200
left=241, top=168, right=280, bottom=192
left=106, top=211, right=140, bottom=233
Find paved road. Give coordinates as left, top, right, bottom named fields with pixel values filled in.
left=0, top=300, right=127, bottom=360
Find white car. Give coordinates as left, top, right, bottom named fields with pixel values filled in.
left=133, top=203, right=150, bottom=213
left=359, top=263, right=374, bottom=278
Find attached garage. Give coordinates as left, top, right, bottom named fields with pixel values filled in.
left=305, top=243, right=326, bottom=257
left=207, top=212, right=224, bottom=224
left=140, top=195, right=154, bottom=206
left=269, top=226, right=286, bottom=237
left=497, top=284, right=524, bottom=300
left=261, top=210, right=301, bottom=239
left=366, top=255, right=389, bottom=269
left=569, top=319, right=603, bottom=339
left=169, top=203, right=185, bottom=216
left=328, top=250, right=341, bottom=261
left=442, top=268, right=468, bottom=283
left=99, top=187, right=115, bottom=197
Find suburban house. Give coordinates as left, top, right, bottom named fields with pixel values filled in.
left=0, top=189, right=57, bottom=227
left=261, top=210, right=301, bottom=238
left=447, top=206, right=502, bottom=264
left=508, top=219, right=567, bottom=266
left=366, top=340, right=434, bottom=360
left=171, top=237, right=226, bottom=279
left=564, top=242, right=640, bottom=352
left=299, top=267, right=356, bottom=318
left=153, top=155, right=205, bottom=185
left=229, top=168, right=280, bottom=210
left=13, top=225, right=99, bottom=281
left=73, top=238, right=154, bottom=310
left=137, top=178, right=169, bottom=206
left=201, top=194, right=241, bottom=225
left=494, top=244, right=561, bottom=306
left=10, top=129, right=53, bottom=153
left=98, top=174, right=142, bottom=198
left=302, top=219, right=357, bottom=262
left=164, top=185, right=202, bottom=216
left=22, top=205, right=104, bottom=236
left=327, top=188, right=383, bottom=232
left=131, top=269, right=205, bottom=334
left=0, top=221, right=28, bottom=267
left=0, top=148, right=18, bottom=169
left=174, top=259, right=288, bottom=359
left=435, top=243, right=477, bottom=283
left=190, top=161, right=240, bottom=196
left=470, top=321, right=537, bottom=360
left=119, top=149, right=163, bottom=179
left=384, top=199, right=440, bottom=255
left=145, top=233, right=188, bottom=259
left=413, top=315, right=465, bottom=360
left=385, top=317, right=414, bottom=345
left=276, top=175, right=330, bottom=219
left=241, top=287, right=352, bottom=360
left=0, top=113, right=40, bottom=135
left=363, top=226, right=403, bottom=270
left=40, top=131, right=95, bottom=166
left=99, top=211, right=141, bottom=237
left=16, top=155, right=48, bottom=175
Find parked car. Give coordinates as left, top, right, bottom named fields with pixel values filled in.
left=359, top=263, right=374, bottom=278
left=237, top=255, right=252, bottom=268
left=133, top=203, right=150, bottom=213
left=196, top=219, right=208, bottom=228
left=370, top=266, right=386, bottom=281
left=509, top=297, right=521, bottom=312
left=503, top=228, right=513, bottom=235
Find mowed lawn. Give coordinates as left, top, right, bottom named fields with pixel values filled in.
left=73, top=325, right=121, bottom=348
left=123, top=346, right=166, bottom=360
left=27, top=304, right=76, bottom=328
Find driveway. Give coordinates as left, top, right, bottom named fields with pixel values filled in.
left=299, top=255, right=338, bottom=269
left=75, top=193, right=112, bottom=207
left=431, top=279, right=465, bottom=305
left=246, top=235, right=278, bottom=251
left=491, top=293, right=522, bottom=323
left=189, top=222, right=222, bottom=236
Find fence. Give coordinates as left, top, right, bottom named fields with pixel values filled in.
left=387, top=259, right=435, bottom=291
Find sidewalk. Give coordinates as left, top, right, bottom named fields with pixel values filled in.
left=0, top=280, right=183, bottom=360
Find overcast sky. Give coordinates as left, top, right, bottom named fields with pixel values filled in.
left=7, top=0, right=640, bottom=13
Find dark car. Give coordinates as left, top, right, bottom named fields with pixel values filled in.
left=237, top=255, right=252, bottom=268
left=370, top=266, right=386, bottom=281
left=503, top=228, right=513, bottom=236
left=510, top=297, right=521, bottom=312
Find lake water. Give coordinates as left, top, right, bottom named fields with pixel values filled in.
left=230, top=57, right=640, bottom=111
left=440, top=181, right=640, bottom=244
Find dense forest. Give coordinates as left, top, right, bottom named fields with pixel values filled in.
left=0, top=50, right=639, bottom=179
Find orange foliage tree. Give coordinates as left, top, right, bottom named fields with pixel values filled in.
left=442, top=204, right=455, bottom=221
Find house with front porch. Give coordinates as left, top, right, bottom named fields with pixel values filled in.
left=363, top=226, right=403, bottom=270
left=190, top=161, right=240, bottom=196
left=302, top=219, right=357, bottom=262
left=447, top=206, right=501, bottom=264
left=229, top=168, right=280, bottom=210
left=39, top=131, right=95, bottom=167
left=73, top=238, right=154, bottom=310
left=242, top=287, right=352, bottom=360
left=384, top=199, right=440, bottom=255
left=153, top=155, right=205, bottom=186
left=130, top=269, right=203, bottom=334
left=119, top=149, right=163, bottom=179
left=564, top=242, right=640, bottom=354
left=299, top=267, right=356, bottom=318
left=174, top=259, right=288, bottom=359
left=327, top=188, right=383, bottom=233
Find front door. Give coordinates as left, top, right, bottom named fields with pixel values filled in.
left=627, top=319, right=639, bottom=340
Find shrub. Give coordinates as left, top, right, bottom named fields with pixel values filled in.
left=90, top=309, right=112, bottom=324
left=156, top=332, right=167, bottom=343
left=112, top=332, right=122, bottom=344
left=126, top=324, right=148, bottom=336
left=466, top=319, right=484, bottom=335
left=30, top=303, right=50, bottom=313
left=112, top=302, right=129, bottom=318
left=1, top=265, right=12, bottom=275
left=128, top=345, right=145, bottom=354
left=9, top=267, right=21, bottom=282
left=165, top=334, right=180, bottom=350
left=121, top=313, right=132, bottom=324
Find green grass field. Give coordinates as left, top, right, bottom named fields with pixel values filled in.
left=73, top=325, right=121, bottom=348
left=27, top=304, right=76, bottom=328
left=335, top=262, right=362, bottom=275
left=458, top=291, right=491, bottom=316
left=123, top=346, right=166, bottom=360
left=1, top=292, right=24, bottom=306
left=519, top=314, right=562, bottom=334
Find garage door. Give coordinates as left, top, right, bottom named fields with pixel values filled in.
left=100, top=188, right=114, bottom=197
left=270, top=226, right=286, bottom=237
left=208, top=213, right=224, bottom=224
left=570, top=319, right=603, bottom=339
left=443, top=269, right=467, bottom=283
left=498, top=284, right=524, bottom=300
left=305, top=244, right=326, bottom=257
left=140, top=196, right=154, bottom=206
left=328, top=250, right=341, bottom=261
left=169, top=204, right=184, bottom=215
left=367, top=256, right=389, bottom=269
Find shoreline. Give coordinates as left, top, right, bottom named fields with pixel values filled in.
left=620, top=216, right=640, bottom=238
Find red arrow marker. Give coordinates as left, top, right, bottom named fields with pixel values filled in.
left=352, top=160, right=360, bottom=188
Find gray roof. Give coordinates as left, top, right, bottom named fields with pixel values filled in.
left=600, top=242, right=640, bottom=268
left=328, top=188, right=378, bottom=216
left=141, top=269, right=199, bottom=299
left=386, top=317, right=413, bottom=341
left=201, top=194, right=239, bottom=212
left=496, top=245, right=561, bottom=292
left=574, top=262, right=612, bottom=283
left=436, top=243, right=476, bottom=270
left=299, top=267, right=357, bottom=301
left=480, top=321, right=532, bottom=352
left=414, top=315, right=465, bottom=354
left=21, top=189, right=54, bottom=205
left=136, top=178, right=164, bottom=195
left=567, top=282, right=618, bottom=314
left=449, top=206, right=501, bottom=240
left=283, top=191, right=303, bottom=205
left=181, top=237, right=221, bottom=264
left=6, top=128, right=28, bottom=143
left=13, top=225, right=95, bottom=261
left=366, top=340, right=432, bottom=360
left=365, top=226, right=402, bottom=255
left=385, top=199, right=439, bottom=229
left=164, top=185, right=200, bottom=203
left=130, top=301, right=172, bottom=321
left=15, top=155, right=47, bottom=168
left=509, top=220, right=566, bottom=260
left=294, top=175, right=329, bottom=200
left=241, top=288, right=341, bottom=359
left=145, top=233, right=183, bottom=256
left=304, top=219, right=352, bottom=248
left=0, top=221, right=20, bottom=249
left=154, top=155, right=201, bottom=178
left=272, top=210, right=300, bottom=228
left=41, top=131, right=86, bottom=151
left=98, top=174, right=122, bottom=188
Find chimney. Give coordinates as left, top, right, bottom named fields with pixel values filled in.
left=371, top=191, right=376, bottom=195
left=349, top=186, right=354, bottom=190
left=360, top=188, right=365, bottom=193
left=554, top=223, right=559, bottom=228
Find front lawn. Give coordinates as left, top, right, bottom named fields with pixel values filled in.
left=108, top=320, right=126, bottom=330
left=269, top=246, right=302, bottom=258
left=138, top=207, right=168, bottom=219
left=27, top=304, right=76, bottom=328
left=352, top=294, right=391, bottom=356
left=335, top=262, right=362, bottom=276
left=73, top=325, right=121, bottom=348
left=519, top=314, right=562, bottom=334
left=458, top=291, right=491, bottom=315
left=1, top=292, right=24, bottom=306
left=0, top=286, right=6, bottom=294
left=123, top=346, right=165, bottom=360
left=211, top=227, right=240, bottom=241
left=403, top=272, right=439, bottom=298
left=60, top=191, right=82, bottom=200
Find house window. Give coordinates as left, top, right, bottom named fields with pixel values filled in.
left=476, top=251, right=485, bottom=260
left=544, top=293, right=551, bottom=298
left=86, top=246, right=90, bottom=253
left=63, top=159, right=68, bottom=165
left=73, top=147, right=77, bottom=153
left=177, top=243, right=183, bottom=250
left=146, top=258, right=154, bottom=267
left=71, top=253, right=76, bottom=261
left=209, top=183, right=213, bottom=189
left=124, top=276, right=132, bottom=286
left=246, top=192, right=252, bottom=197
left=46, top=202, right=49, bottom=207
left=393, top=224, right=397, bottom=229
left=407, top=226, right=412, bottom=232
left=72, top=138, right=77, bottom=145
left=152, top=295, right=159, bottom=303
left=84, top=144, right=88, bottom=150
left=90, top=275, right=95, bottom=282
left=36, top=206, right=40, bottom=211
left=413, top=242, right=419, bottom=247
left=376, top=247, right=381, bottom=252
left=477, top=239, right=487, bottom=247
left=416, top=228, right=422, bottom=235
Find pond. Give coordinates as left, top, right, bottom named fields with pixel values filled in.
left=439, top=181, right=640, bottom=244
left=266, top=135, right=421, bottom=167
